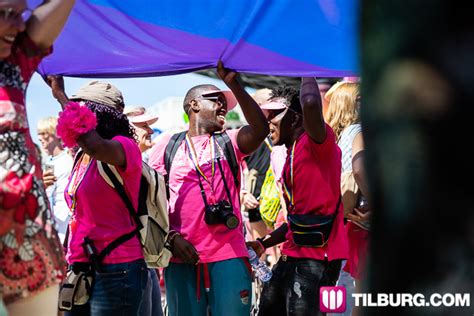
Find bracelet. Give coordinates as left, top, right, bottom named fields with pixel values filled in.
left=56, top=102, right=97, bottom=148
left=256, top=237, right=267, bottom=251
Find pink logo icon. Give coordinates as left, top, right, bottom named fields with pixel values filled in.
left=320, top=286, right=346, bottom=313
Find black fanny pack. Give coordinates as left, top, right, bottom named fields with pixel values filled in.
left=288, top=196, right=341, bottom=248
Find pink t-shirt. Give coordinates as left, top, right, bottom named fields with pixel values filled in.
left=65, top=136, right=144, bottom=264
left=149, top=130, right=248, bottom=263
left=281, top=125, right=349, bottom=261
left=270, top=144, right=287, bottom=181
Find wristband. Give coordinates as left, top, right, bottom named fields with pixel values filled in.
left=256, top=237, right=266, bottom=251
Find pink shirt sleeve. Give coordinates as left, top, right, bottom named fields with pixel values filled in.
left=113, top=136, right=142, bottom=177
left=226, top=128, right=247, bottom=162
left=271, top=145, right=288, bottom=181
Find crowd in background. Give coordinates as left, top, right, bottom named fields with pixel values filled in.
left=0, top=1, right=370, bottom=316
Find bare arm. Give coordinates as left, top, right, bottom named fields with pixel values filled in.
left=217, top=61, right=269, bottom=155
left=300, top=77, right=326, bottom=143
left=77, top=131, right=127, bottom=168
left=247, top=223, right=288, bottom=256
left=351, top=132, right=369, bottom=196
left=47, top=76, right=69, bottom=110
left=26, top=0, right=76, bottom=50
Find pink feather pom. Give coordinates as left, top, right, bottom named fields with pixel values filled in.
left=57, top=102, right=97, bottom=148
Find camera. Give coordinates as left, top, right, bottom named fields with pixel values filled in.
left=204, top=200, right=239, bottom=229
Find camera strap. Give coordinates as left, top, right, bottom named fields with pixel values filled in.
left=216, top=156, right=234, bottom=209
left=184, top=134, right=234, bottom=208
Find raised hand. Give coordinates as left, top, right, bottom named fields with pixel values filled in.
left=46, top=75, right=69, bottom=108
left=217, top=60, right=238, bottom=88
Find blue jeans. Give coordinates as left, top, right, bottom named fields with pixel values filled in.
left=333, top=261, right=355, bottom=316
left=65, top=260, right=151, bottom=316
left=258, top=257, right=342, bottom=316
left=145, top=269, right=163, bottom=316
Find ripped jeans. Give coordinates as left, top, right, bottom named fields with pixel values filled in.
left=258, top=256, right=342, bottom=316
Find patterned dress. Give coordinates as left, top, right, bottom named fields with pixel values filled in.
left=0, top=33, right=65, bottom=304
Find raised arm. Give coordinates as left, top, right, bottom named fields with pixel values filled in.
left=47, top=76, right=69, bottom=109
left=300, top=77, right=326, bottom=143
left=217, top=61, right=269, bottom=155
left=27, top=0, right=76, bottom=50
left=77, top=131, right=127, bottom=168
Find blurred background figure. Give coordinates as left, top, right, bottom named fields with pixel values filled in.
left=0, top=1, right=75, bottom=314
left=37, top=116, right=74, bottom=243
left=361, top=1, right=474, bottom=315
left=326, top=81, right=369, bottom=316
left=124, top=106, right=159, bottom=162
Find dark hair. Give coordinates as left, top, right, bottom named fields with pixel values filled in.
left=270, top=85, right=302, bottom=114
left=84, top=101, right=136, bottom=141
left=183, top=84, right=218, bottom=114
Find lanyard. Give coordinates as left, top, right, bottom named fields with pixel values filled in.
left=185, top=134, right=217, bottom=192
left=184, top=134, right=234, bottom=207
left=264, top=138, right=273, bottom=152
left=66, top=154, right=92, bottom=212
left=282, top=141, right=297, bottom=207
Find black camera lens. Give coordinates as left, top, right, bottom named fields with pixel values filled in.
left=224, top=213, right=239, bottom=229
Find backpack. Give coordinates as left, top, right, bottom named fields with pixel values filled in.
left=254, top=139, right=282, bottom=228
left=97, top=160, right=171, bottom=268
left=259, top=165, right=282, bottom=228
left=164, top=131, right=240, bottom=191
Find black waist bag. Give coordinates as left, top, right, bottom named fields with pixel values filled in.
left=288, top=196, right=341, bottom=248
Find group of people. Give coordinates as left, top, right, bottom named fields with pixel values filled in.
left=0, top=1, right=370, bottom=316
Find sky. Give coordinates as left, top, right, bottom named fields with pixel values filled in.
left=26, top=72, right=230, bottom=144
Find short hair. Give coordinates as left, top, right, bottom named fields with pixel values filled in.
left=270, top=85, right=302, bottom=114
left=183, top=84, right=218, bottom=114
left=37, top=116, right=58, bottom=136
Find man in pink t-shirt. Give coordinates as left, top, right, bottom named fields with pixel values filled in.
left=248, top=78, right=349, bottom=316
left=148, top=62, right=268, bottom=316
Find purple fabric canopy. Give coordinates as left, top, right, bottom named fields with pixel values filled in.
left=36, top=0, right=359, bottom=78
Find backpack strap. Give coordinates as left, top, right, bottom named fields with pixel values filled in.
left=164, top=131, right=187, bottom=176
left=163, top=131, right=240, bottom=194
left=96, top=162, right=143, bottom=263
left=164, top=131, right=187, bottom=197
left=214, top=131, right=239, bottom=189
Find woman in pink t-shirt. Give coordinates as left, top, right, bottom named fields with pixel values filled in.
left=55, top=82, right=150, bottom=315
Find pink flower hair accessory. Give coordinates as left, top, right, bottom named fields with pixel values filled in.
left=57, top=101, right=97, bottom=148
